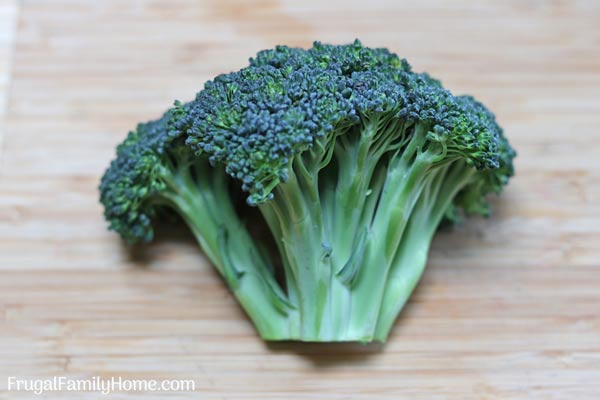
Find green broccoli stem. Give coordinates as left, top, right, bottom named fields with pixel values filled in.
left=325, top=117, right=404, bottom=339
left=256, top=122, right=480, bottom=341
left=372, top=161, right=476, bottom=341
left=159, top=162, right=291, bottom=339
left=346, top=152, right=431, bottom=334
left=259, top=156, right=339, bottom=340
left=328, top=122, right=380, bottom=324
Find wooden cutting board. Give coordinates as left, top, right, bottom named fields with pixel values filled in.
left=1, top=0, right=599, bottom=398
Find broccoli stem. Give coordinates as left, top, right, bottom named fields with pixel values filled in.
left=255, top=122, right=479, bottom=342
left=158, top=162, right=291, bottom=339
left=372, top=161, right=476, bottom=340
left=149, top=126, right=482, bottom=342
left=260, top=157, right=337, bottom=340
left=346, top=150, right=432, bottom=336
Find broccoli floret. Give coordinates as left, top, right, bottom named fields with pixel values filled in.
left=100, top=40, right=515, bottom=342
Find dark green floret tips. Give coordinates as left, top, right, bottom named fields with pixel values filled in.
left=100, top=40, right=515, bottom=342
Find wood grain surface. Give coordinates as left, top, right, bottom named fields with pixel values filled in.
left=1, top=0, right=599, bottom=398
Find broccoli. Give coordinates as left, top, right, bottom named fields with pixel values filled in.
left=100, top=40, right=515, bottom=342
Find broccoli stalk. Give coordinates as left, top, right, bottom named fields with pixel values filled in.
left=158, top=161, right=293, bottom=339
left=100, top=40, right=515, bottom=342
left=255, top=120, right=483, bottom=341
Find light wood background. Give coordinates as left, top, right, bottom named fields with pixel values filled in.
left=1, top=0, right=599, bottom=399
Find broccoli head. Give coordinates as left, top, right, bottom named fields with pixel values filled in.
left=100, top=40, right=515, bottom=342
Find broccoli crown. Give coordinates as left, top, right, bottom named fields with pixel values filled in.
left=99, top=109, right=186, bottom=242
left=170, top=39, right=513, bottom=205
left=101, top=40, right=515, bottom=242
